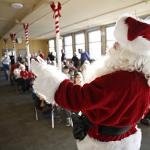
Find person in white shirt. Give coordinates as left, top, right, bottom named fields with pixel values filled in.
left=1, top=52, right=11, bottom=80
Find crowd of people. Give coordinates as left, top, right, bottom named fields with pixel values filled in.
left=1, top=51, right=36, bottom=93
left=0, top=48, right=92, bottom=126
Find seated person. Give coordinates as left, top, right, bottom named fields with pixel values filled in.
left=74, top=72, right=84, bottom=86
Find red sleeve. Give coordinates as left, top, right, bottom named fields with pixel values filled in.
left=55, top=71, right=150, bottom=127
left=55, top=71, right=150, bottom=126
left=55, top=76, right=107, bottom=112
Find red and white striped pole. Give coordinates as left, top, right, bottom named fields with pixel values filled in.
left=50, top=1, right=62, bottom=70
left=23, top=23, right=31, bottom=71
left=10, top=33, right=17, bottom=62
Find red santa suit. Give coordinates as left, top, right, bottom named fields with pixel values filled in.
left=31, top=15, right=150, bottom=150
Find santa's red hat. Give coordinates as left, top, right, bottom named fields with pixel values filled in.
left=114, top=15, right=150, bottom=56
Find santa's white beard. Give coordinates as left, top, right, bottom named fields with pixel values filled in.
left=83, top=47, right=150, bottom=87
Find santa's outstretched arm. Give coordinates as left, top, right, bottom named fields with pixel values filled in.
left=31, top=58, right=106, bottom=112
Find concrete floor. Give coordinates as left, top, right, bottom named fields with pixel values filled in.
left=0, top=70, right=149, bottom=150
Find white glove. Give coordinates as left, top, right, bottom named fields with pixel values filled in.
left=31, top=57, right=68, bottom=104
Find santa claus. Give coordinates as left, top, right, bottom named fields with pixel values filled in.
left=31, top=14, right=150, bottom=150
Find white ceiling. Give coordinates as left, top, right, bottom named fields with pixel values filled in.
left=1, top=0, right=150, bottom=40
left=0, top=0, right=41, bottom=38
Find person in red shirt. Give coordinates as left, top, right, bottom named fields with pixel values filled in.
left=39, top=50, right=45, bottom=59
left=31, top=15, right=150, bottom=150
left=9, top=59, right=19, bottom=85
left=16, top=62, right=36, bottom=92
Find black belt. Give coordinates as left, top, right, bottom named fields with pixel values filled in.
left=98, top=125, right=132, bottom=136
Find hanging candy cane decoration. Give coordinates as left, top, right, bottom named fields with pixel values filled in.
left=50, top=1, right=62, bottom=70
left=23, top=23, right=29, bottom=45
left=10, top=33, right=17, bottom=62
left=23, top=23, right=31, bottom=71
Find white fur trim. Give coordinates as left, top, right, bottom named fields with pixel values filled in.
left=76, top=128, right=141, bottom=150
left=31, top=59, right=68, bottom=104
left=114, top=15, right=150, bottom=56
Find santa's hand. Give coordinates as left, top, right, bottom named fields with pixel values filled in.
left=31, top=58, right=68, bottom=104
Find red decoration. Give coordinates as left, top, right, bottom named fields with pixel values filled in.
left=50, top=1, right=61, bottom=34
left=50, top=2, right=61, bottom=18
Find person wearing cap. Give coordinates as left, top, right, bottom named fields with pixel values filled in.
left=31, top=15, right=150, bottom=150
